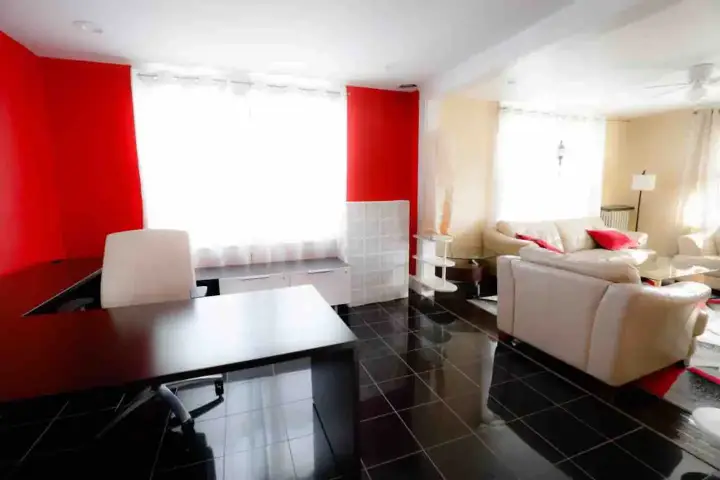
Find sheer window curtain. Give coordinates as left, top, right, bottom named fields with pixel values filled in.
left=131, top=72, right=347, bottom=267
left=678, top=109, right=720, bottom=232
left=493, top=108, right=606, bottom=222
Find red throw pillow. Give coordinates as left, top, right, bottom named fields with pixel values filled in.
left=515, top=233, right=564, bottom=253
left=587, top=229, right=636, bottom=250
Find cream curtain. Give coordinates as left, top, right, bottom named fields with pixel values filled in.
left=493, top=108, right=606, bottom=222
left=131, top=71, right=347, bottom=267
left=678, top=109, right=720, bottom=232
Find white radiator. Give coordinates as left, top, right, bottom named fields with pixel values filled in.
left=600, top=206, right=634, bottom=230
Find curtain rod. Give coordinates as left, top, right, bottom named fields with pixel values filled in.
left=135, top=72, right=345, bottom=96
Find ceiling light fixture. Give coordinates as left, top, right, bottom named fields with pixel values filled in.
left=72, top=20, right=103, bottom=34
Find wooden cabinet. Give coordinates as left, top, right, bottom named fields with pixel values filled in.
left=197, top=258, right=350, bottom=306
left=219, top=274, right=289, bottom=294
left=290, top=267, right=350, bottom=306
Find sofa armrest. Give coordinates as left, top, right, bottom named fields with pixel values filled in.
left=617, top=230, right=648, bottom=248
left=587, top=281, right=710, bottom=386
left=483, top=228, right=532, bottom=256
left=640, top=281, right=712, bottom=305
left=678, top=230, right=717, bottom=256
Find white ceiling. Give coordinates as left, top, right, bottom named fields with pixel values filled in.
left=0, top=0, right=569, bottom=89
left=462, top=0, right=720, bottom=117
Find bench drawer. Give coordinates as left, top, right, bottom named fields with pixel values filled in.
left=219, top=274, right=289, bottom=294
left=290, top=268, right=350, bottom=306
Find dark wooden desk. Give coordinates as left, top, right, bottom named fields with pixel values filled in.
left=0, top=258, right=102, bottom=318
left=0, top=282, right=359, bottom=475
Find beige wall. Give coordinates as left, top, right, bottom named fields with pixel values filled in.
left=419, top=94, right=498, bottom=257
left=602, top=110, right=693, bottom=255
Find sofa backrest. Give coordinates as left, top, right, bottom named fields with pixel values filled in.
left=503, top=257, right=611, bottom=371
left=496, top=216, right=608, bottom=253
left=519, top=246, right=641, bottom=284
left=712, top=230, right=720, bottom=255
left=555, top=217, right=607, bottom=252
left=497, top=221, right=564, bottom=251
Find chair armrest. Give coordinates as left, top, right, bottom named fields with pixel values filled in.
left=617, top=230, right=648, bottom=248
left=191, top=286, right=208, bottom=298
left=678, top=230, right=717, bottom=256
left=483, top=228, right=532, bottom=256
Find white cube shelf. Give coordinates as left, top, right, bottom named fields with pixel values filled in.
left=343, top=201, right=410, bottom=306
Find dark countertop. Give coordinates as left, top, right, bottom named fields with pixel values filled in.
left=195, top=258, right=348, bottom=281
left=0, top=258, right=102, bottom=318
left=0, top=285, right=356, bottom=402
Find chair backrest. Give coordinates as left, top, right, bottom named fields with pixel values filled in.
left=101, top=229, right=196, bottom=308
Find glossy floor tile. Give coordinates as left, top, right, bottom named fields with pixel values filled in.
left=522, top=406, right=606, bottom=457
left=396, top=401, right=472, bottom=448
left=359, top=413, right=421, bottom=467
left=1, top=291, right=719, bottom=479
left=365, top=452, right=442, bottom=480
left=426, top=435, right=516, bottom=480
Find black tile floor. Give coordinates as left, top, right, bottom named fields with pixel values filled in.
left=0, top=291, right=719, bottom=479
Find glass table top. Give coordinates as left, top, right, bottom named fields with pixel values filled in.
left=636, top=256, right=719, bottom=282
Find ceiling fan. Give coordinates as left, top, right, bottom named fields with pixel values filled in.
left=644, top=63, right=720, bottom=101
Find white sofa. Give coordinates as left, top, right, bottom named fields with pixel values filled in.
left=676, top=229, right=720, bottom=290
left=484, top=216, right=654, bottom=265
left=498, top=247, right=710, bottom=386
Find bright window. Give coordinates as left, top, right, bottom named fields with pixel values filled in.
left=493, top=107, right=606, bottom=222
left=131, top=73, right=347, bottom=266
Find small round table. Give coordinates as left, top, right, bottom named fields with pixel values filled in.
left=445, top=255, right=497, bottom=299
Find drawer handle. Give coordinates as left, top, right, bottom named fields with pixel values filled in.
left=308, top=269, right=333, bottom=275
left=238, top=275, right=271, bottom=281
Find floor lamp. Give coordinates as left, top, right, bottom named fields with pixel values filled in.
left=631, top=170, right=656, bottom=232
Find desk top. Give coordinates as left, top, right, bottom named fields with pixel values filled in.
left=0, top=259, right=102, bottom=318
left=0, top=285, right=355, bottom=402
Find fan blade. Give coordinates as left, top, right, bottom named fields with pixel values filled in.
left=707, top=77, right=720, bottom=85
left=651, top=85, right=688, bottom=98
left=644, top=82, right=691, bottom=89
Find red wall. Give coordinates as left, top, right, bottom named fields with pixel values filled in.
left=0, top=33, right=66, bottom=275
left=347, top=86, right=419, bottom=265
left=42, top=59, right=144, bottom=258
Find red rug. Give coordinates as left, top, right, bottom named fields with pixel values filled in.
left=687, top=366, right=720, bottom=386
left=638, top=363, right=720, bottom=414
left=638, top=364, right=686, bottom=397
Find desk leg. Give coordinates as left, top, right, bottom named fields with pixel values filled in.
left=311, top=347, right=359, bottom=478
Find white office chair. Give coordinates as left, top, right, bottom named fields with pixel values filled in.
left=98, top=229, right=222, bottom=437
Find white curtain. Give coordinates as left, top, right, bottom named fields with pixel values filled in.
left=678, top=110, right=720, bottom=231
left=131, top=72, right=347, bottom=267
left=493, top=108, right=606, bottom=222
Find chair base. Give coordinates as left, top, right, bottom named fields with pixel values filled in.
left=97, top=374, right=223, bottom=439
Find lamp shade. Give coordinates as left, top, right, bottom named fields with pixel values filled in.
left=631, top=174, right=656, bottom=191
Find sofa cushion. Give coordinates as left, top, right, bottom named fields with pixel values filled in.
left=497, top=221, right=563, bottom=252
left=566, top=248, right=653, bottom=265
left=587, top=229, right=637, bottom=250
left=519, top=246, right=641, bottom=284
left=516, top=233, right=564, bottom=253
left=554, top=217, right=607, bottom=252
